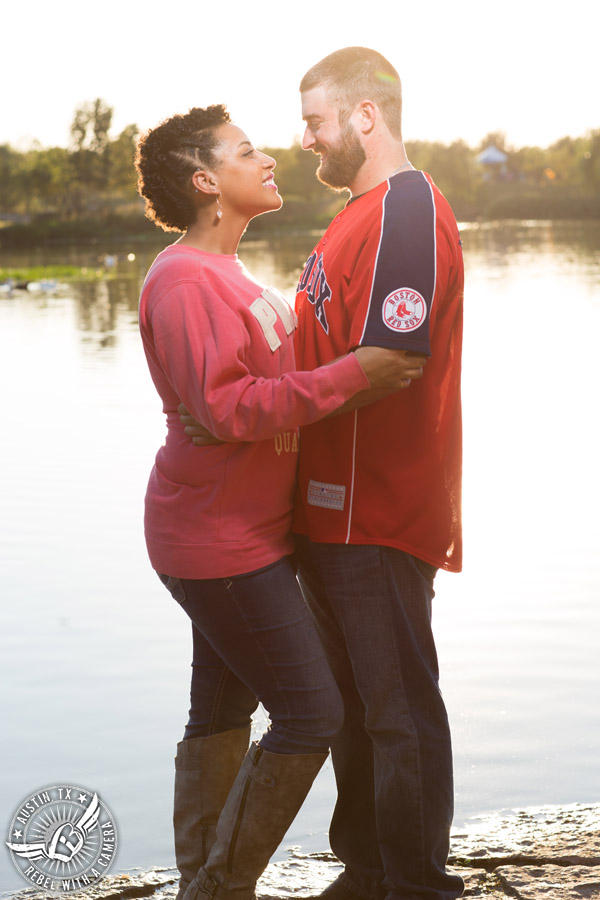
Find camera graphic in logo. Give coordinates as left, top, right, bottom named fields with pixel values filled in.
left=5, top=784, right=117, bottom=893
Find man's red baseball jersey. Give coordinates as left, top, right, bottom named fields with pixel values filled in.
left=293, top=169, right=464, bottom=572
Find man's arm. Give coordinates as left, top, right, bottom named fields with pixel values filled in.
left=179, top=346, right=426, bottom=443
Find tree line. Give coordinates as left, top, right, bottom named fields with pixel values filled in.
left=1, top=100, right=599, bottom=246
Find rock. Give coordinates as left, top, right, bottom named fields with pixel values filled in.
left=450, top=803, right=600, bottom=867
left=497, top=863, right=600, bottom=898
left=4, top=804, right=600, bottom=899
left=1, top=869, right=178, bottom=900
left=449, top=803, right=600, bottom=898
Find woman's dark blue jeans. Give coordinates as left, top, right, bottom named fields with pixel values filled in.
left=158, top=556, right=343, bottom=755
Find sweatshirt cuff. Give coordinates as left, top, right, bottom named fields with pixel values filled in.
left=324, top=352, right=371, bottom=401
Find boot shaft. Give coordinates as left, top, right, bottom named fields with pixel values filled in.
left=174, top=727, right=251, bottom=897
left=186, top=742, right=327, bottom=900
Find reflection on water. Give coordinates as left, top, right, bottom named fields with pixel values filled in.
left=1, top=222, right=599, bottom=891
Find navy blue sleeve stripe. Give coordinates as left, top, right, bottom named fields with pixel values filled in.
left=359, top=171, right=435, bottom=354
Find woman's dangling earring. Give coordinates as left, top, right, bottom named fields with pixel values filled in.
left=215, top=194, right=223, bottom=220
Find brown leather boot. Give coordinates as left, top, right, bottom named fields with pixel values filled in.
left=183, top=741, right=327, bottom=900
left=174, top=726, right=251, bottom=900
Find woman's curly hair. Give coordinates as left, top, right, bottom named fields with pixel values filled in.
left=135, top=104, right=231, bottom=232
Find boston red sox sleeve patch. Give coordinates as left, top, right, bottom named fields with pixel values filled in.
left=382, top=288, right=427, bottom=333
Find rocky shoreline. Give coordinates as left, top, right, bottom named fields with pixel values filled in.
left=3, top=803, right=599, bottom=900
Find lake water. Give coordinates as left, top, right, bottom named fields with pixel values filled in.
left=1, top=221, right=599, bottom=892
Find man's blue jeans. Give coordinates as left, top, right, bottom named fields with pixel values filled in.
left=295, top=538, right=463, bottom=900
left=158, top=555, right=343, bottom=755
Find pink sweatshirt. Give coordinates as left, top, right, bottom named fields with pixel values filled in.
left=139, top=244, right=369, bottom=579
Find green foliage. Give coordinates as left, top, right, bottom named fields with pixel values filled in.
left=407, top=129, right=600, bottom=220
left=0, top=144, right=23, bottom=209
left=109, top=124, right=141, bottom=195
left=0, top=99, right=140, bottom=225
left=406, top=139, right=481, bottom=218
left=0, top=102, right=599, bottom=246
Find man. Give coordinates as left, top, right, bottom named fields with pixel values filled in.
left=291, top=48, right=464, bottom=900
left=180, top=46, right=463, bottom=900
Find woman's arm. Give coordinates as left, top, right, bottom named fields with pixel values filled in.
left=150, top=284, right=426, bottom=443
left=178, top=348, right=424, bottom=444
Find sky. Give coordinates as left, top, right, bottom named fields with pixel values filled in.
left=3, top=0, right=598, bottom=153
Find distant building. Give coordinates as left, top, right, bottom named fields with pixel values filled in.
left=477, top=145, right=509, bottom=180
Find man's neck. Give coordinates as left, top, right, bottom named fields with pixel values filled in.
left=348, top=142, right=412, bottom=197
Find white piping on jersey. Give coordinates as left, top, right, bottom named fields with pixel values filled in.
left=422, top=172, right=439, bottom=317
left=349, top=179, right=392, bottom=541
left=344, top=409, right=359, bottom=544
left=349, top=175, right=391, bottom=542
left=358, top=178, right=391, bottom=346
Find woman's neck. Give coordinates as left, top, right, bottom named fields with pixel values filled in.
left=178, top=210, right=247, bottom=255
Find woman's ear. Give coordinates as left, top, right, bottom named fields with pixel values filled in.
left=191, top=168, right=219, bottom=196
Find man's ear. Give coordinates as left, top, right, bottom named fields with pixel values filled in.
left=191, top=168, right=219, bottom=196
left=353, top=100, right=377, bottom=135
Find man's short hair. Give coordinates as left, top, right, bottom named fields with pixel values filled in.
left=300, top=47, right=402, bottom=139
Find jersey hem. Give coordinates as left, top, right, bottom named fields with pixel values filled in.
left=291, top=529, right=462, bottom=574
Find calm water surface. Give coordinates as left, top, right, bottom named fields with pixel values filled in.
left=1, top=222, right=599, bottom=890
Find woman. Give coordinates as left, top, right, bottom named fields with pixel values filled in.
left=135, top=104, right=424, bottom=900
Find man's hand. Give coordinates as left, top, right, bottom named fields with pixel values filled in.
left=178, top=347, right=426, bottom=442
left=177, top=403, right=224, bottom=445
left=353, top=346, right=427, bottom=390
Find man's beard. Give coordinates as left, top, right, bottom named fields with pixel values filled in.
left=316, top=123, right=366, bottom=191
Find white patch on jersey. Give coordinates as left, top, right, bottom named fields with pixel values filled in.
left=307, top=479, right=346, bottom=511
left=382, top=288, right=427, bottom=333
left=250, top=287, right=297, bottom=352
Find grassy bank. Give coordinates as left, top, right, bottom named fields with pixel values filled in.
left=0, top=263, right=136, bottom=284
